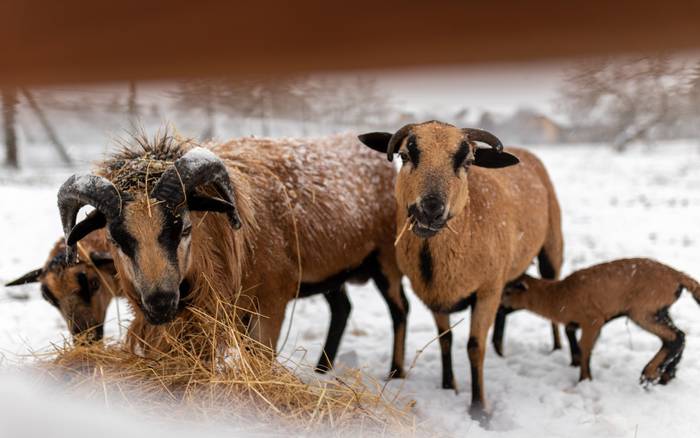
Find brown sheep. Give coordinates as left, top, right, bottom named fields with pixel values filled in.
left=56, top=133, right=409, bottom=377
left=358, top=120, right=564, bottom=420
left=502, top=258, right=700, bottom=385
left=5, top=230, right=119, bottom=342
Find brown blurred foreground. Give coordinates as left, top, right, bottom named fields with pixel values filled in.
left=2, top=1, right=700, bottom=86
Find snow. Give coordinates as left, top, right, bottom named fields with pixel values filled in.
left=1, top=141, right=700, bottom=437
left=183, top=146, right=220, bottom=164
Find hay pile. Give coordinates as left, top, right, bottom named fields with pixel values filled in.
left=36, top=297, right=417, bottom=436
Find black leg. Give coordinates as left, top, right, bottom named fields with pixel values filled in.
left=551, top=323, right=562, bottom=350
left=316, top=286, right=351, bottom=373
left=433, top=312, right=456, bottom=390
left=565, top=323, right=581, bottom=367
left=491, top=305, right=513, bottom=357
left=372, top=267, right=409, bottom=379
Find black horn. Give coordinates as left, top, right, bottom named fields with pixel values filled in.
left=151, top=147, right=241, bottom=229
left=386, top=124, right=415, bottom=162
left=462, top=128, right=504, bottom=152
left=57, top=174, right=125, bottom=262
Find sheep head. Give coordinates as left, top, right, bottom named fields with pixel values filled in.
left=5, top=242, right=116, bottom=342
left=359, top=120, right=519, bottom=238
left=501, top=275, right=532, bottom=310
left=57, top=147, right=242, bottom=325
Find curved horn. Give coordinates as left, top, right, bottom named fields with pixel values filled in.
left=57, top=174, right=124, bottom=262
left=151, top=147, right=241, bottom=229
left=386, top=124, right=415, bottom=162
left=461, top=128, right=504, bottom=152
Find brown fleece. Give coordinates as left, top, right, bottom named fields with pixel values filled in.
left=99, top=134, right=406, bottom=372
left=503, top=258, right=700, bottom=383
left=389, top=121, right=563, bottom=415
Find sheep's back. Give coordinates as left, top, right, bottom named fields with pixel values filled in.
left=212, top=135, right=396, bottom=285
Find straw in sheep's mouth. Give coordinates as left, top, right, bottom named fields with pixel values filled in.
left=405, top=203, right=450, bottom=238
left=412, top=221, right=443, bottom=238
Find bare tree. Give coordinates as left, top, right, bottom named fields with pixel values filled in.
left=22, top=88, right=72, bottom=164
left=170, top=79, right=222, bottom=139
left=2, top=87, right=18, bottom=168
left=127, top=81, right=139, bottom=122
left=558, top=56, right=688, bottom=151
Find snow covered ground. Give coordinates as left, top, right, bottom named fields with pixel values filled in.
left=1, top=140, right=700, bottom=437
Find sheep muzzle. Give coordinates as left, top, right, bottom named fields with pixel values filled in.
left=408, top=198, right=449, bottom=238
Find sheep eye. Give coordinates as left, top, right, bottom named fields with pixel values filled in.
left=399, top=152, right=410, bottom=163
left=77, top=272, right=95, bottom=303
left=89, top=278, right=100, bottom=291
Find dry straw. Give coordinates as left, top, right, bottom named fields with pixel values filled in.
left=35, top=290, right=416, bottom=436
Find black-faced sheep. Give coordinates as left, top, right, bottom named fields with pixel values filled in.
left=359, top=120, right=564, bottom=420
left=502, top=258, right=700, bottom=384
left=5, top=230, right=118, bottom=342
left=56, top=133, right=409, bottom=377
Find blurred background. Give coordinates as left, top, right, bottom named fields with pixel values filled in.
left=3, top=53, right=700, bottom=172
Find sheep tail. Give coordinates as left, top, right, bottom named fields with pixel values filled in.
left=676, top=270, right=700, bottom=305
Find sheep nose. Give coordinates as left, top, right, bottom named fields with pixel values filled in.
left=420, top=195, right=445, bottom=222
left=143, top=290, right=179, bottom=323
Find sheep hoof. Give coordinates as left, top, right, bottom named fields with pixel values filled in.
left=442, top=378, right=457, bottom=392
left=493, top=342, right=504, bottom=357
left=387, top=367, right=405, bottom=379
left=469, top=403, right=490, bottom=427
left=314, top=362, right=332, bottom=374
left=639, top=375, right=657, bottom=388
left=659, top=370, right=676, bottom=385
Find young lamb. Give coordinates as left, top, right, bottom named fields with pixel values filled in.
left=56, top=133, right=409, bottom=377
left=358, top=120, right=563, bottom=420
left=5, top=230, right=119, bottom=342
left=502, top=258, right=700, bottom=384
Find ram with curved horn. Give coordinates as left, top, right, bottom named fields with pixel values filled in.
left=358, top=120, right=567, bottom=421
left=57, top=132, right=409, bottom=377
left=5, top=230, right=120, bottom=342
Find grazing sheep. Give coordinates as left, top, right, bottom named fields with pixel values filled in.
left=502, top=258, right=700, bottom=384
left=5, top=230, right=118, bottom=342
left=358, top=120, right=563, bottom=419
left=56, top=133, right=408, bottom=377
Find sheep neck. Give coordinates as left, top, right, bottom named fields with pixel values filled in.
left=519, top=278, right=568, bottom=324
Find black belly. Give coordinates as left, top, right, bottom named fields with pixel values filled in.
left=297, top=250, right=379, bottom=298
left=429, top=292, right=476, bottom=314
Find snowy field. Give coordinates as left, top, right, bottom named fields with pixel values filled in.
left=1, top=140, right=700, bottom=437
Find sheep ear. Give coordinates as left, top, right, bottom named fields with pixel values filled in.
left=358, top=132, right=392, bottom=154
left=473, top=149, right=520, bottom=169
left=5, top=268, right=43, bottom=286
left=67, top=211, right=107, bottom=246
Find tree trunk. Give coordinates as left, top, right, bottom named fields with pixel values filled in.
left=201, top=91, right=215, bottom=140
left=127, top=81, right=139, bottom=122
left=2, top=87, right=18, bottom=168
left=22, top=88, right=72, bottom=165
